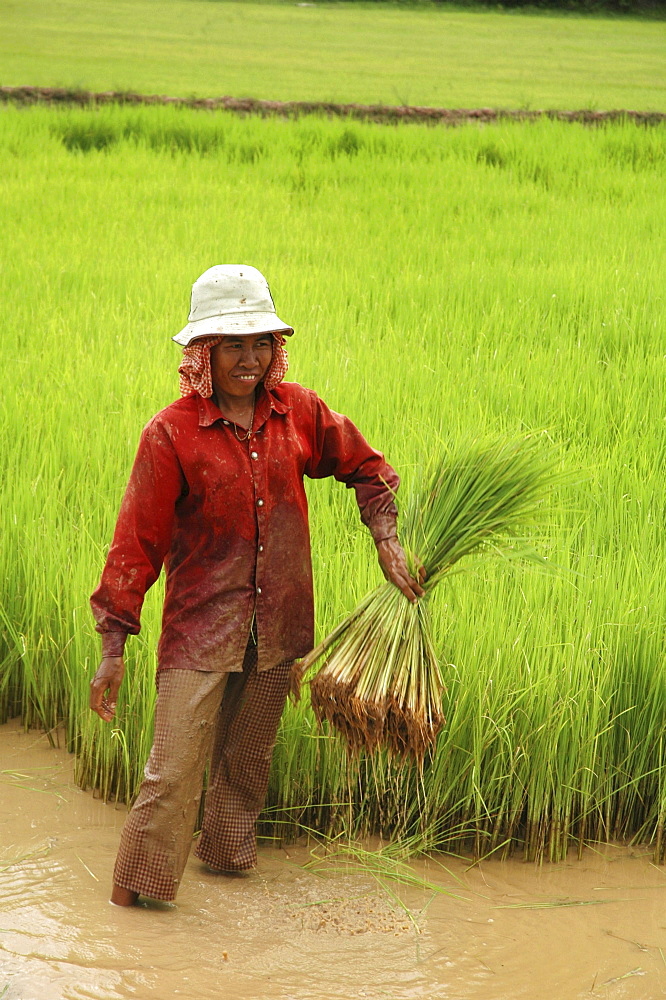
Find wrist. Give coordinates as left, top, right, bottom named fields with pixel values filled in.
left=101, top=631, right=128, bottom=658
left=368, top=513, right=398, bottom=546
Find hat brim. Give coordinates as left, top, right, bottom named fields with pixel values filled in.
left=173, top=311, right=294, bottom=346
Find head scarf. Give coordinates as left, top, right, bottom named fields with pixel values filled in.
left=178, top=332, right=289, bottom=399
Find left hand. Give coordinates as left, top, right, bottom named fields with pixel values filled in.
left=376, top=537, right=426, bottom=604
left=89, top=656, right=125, bottom=722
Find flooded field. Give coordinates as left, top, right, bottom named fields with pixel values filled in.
left=1, top=719, right=666, bottom=1000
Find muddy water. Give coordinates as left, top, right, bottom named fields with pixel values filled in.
left=1, top=721, right=666, bottom=1000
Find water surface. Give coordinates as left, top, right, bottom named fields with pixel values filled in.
left=1, top=721, right=665, bottom=1000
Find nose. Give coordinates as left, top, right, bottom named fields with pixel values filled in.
left=238, top=343, right=259, bottom=369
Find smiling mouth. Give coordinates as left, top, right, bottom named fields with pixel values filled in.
left=235, top=374, right=260, bottom=380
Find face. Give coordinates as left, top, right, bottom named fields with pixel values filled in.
left=209, top=333, right=273, bottom=401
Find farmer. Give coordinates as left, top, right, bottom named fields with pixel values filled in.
left=90, top=265, right=423, bottom=907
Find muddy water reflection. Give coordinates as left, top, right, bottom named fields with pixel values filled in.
left=2, top=721, right=666, bottom=1000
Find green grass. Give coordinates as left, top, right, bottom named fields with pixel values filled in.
left=1, top=0, right=665, bottom=111
left=1, top=103, right=665, bottom=860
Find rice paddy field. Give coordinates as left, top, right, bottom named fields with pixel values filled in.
left=2, top=0, right=666, bottom=111
left=1, top=96, right=665, bottom=864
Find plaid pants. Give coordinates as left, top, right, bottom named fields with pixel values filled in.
left=113, top=642, right=292, bottom=901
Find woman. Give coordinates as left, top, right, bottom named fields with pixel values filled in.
left=90, top=265, right=423, bottom=906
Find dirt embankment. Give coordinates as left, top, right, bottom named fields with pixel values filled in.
left=1, top=85, right=665, bottom=126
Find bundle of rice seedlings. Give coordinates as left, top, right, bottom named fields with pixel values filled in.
left=302, top=436, right=560, bottom=765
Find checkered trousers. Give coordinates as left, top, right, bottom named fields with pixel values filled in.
left=112, top=642, right=293, bottom=902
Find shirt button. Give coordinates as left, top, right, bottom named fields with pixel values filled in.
left=257, top=499, right=264, bottom=507
left=258, top=544, right=264, bottom=552
left=257, top=586, right=262, bottom=595
left=223, top=420, right=230, bottom=425
left=251, top=451, right=258, bottom=460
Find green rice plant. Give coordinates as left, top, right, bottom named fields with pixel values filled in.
left=1, top=104, right=665, bottom=858
left=301, top=837, right=466, bottom=902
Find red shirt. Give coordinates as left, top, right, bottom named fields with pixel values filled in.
left=90, top=383, right=399, bottom=672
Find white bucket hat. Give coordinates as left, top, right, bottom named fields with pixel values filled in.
left=173, top=265, right=294, bottom=346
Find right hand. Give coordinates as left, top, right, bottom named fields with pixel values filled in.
left=90, top=656, right=125, bottom=722
left=376, top=537, right=426, bottom=604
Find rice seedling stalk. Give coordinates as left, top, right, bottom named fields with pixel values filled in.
left=304, top=436, right=559, bottom=766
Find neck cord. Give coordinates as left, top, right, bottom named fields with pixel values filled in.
left=233, top=395, right=255, bottom=442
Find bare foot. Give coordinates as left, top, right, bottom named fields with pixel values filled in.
left=201, top=863, right=251, bottom=877
left=110, top=884, right=139, bottom=906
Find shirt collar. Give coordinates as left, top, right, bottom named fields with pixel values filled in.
left=196, top=385, right=291, bottom=429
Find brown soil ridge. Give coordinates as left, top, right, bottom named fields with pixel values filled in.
left=1, top=85, right=665, bottom=125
